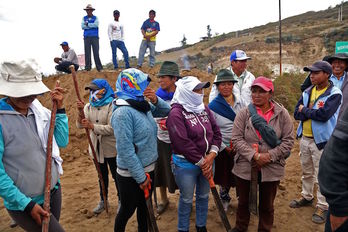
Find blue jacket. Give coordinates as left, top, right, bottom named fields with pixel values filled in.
left=81, top=15, right=99, bottom=37
left=111, top=98, right=170, bottom=184
left=294, top=82, right=342, bottom=150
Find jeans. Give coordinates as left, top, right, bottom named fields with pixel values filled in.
left=110, top=40, right=130, bottom=69
left=84, top=36, right=103, bottom=71
left=55, top=61, right=79, bottom=74
left=137, top=40, right=156, bottom=67
left=172, top=163, right=210, bottom=231
left=99, top=157, right=118, bottom=202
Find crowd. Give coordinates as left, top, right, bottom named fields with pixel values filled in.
left=1, top=4, right=348, bottom=232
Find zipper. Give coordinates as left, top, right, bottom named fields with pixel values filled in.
left=193, top=112, right=209, bottom=154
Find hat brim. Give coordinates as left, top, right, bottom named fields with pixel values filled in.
left=303, top=66, right=322, bottom=72
left=85, top=83, right=99, bottom=91
left=214, top=79, right=238, bottom=84
left=84, top=8, right=95, bottom=11
left=251, top=83, right=272, bottom=92
left=0, top=78, right=50, bottom=97
left=327, top=55, right=348, bottom=64
left=234, top=57, right=251, bottom=61
left=193, top=81, right=210, bottom=90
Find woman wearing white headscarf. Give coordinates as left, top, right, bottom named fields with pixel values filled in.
left=166, top=76, right=222, bottom=232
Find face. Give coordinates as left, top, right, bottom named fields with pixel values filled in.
left=231, top=60, right=247, bottom=76
left=158, top=76, right=176, bottom=91
left=217, top=81, right=234, bottom=98
left=193, top=88, right=203, bottom=94
left=114, top=14, right=120, bottom=20
left=61, top=45, right=69, bottom=52
left=310, top=70, right=329, bottom=86
left=149, top=12, right=155, bottom=20
left=331, top=59, right=348, bottom=77
left=251, top=86, right=272, bottom=107
left=86, top=9, right=93, bottom=16
left=8, top=95, right=37, bottom=113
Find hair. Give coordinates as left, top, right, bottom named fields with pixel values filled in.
left=149, top=9, right=156, bottom=15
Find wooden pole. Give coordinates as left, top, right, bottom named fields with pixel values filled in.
left=279, top=0, right=282, bottom=76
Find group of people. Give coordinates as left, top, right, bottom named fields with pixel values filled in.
left=54, top=4, right=160, bottom=74
left=0, top=49, right=347, bottom=232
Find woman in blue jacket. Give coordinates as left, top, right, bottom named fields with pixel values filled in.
left=111, top=68, right=170, bottom=232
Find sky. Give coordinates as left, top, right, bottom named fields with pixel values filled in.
left=0, top=0, right=344, bottom=75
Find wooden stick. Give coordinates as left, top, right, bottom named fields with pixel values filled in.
left=42, top=81, right=59, bottom=232
left=69, top=65, right=108, bottom=214
left=144, top=173, right=159, bottom=232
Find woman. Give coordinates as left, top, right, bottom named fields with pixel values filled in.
left=76, top=79, right=118, bottom=214
left=231, top=76, right=294, bottom=232
left=166, top=76, right=222, bottom=232
left=111, top=68, right=170, bottom=232
left=0, top=60, right=68, bottom=232
left=208, top=69, right=240, bottom=212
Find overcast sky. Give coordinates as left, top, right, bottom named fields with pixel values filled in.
left=0, top=0, right=344, bottom=74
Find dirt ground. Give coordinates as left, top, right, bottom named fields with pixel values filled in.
left=0, top=68, right=325, bottom=231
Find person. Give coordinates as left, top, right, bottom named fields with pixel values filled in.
left=208, top=69, right=240, bottom=212
left=231, top=76, right=294, bottom=232
left=166, top=76, right=222, bottom=232
left=108, top=10, right=130, bottom=69
left=209, top=49, right=255, bottom=108
left=318, top=107, right=348, bottom=232
left=290, top=61, right=342, bottom=224
left=81, top=4, right=103, bottom=71
left=137, top=10, right=160, bottom=68
left=54, top=41, right=79, bottom=74
left=153, top=61, right=180, bottom=215
left=111, top=68, right=170, bottom=232
left=76, top=79, right=119, bottom=214
left=207, top=62, right=213, bottom=74
left=327, top=53, right=348, bottom=119
left=0, top=60, right=69, bottom=232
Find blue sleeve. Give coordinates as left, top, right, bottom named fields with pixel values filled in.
left=0, top=124, right=31, bottom=211
left=301, top=94, right=342, bottom=122
left=141, top=20, right=147, bottom=30
left=81, top=17, right=88, bottom=29
left=150, top=97, right=170, bottom=118
left=111, top=108, right=146, bottom=184
left=156, top=22, right=160, bottom=31
left=54, top=113, right=69, bottom=148
left=87, top=17, right=99, bottom=28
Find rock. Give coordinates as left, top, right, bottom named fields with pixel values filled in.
left=80, top=209, right=88, bottom=214
left=86, top=211, right=94, bottom=219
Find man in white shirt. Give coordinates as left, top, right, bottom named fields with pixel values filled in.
left=54, top=41, right=79, bottom=74
left=108, top=10, right=130, bottom=69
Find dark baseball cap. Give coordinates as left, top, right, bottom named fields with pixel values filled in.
left=113, top=10, right=120, bottom=15
left=60, top=41, right=68, bottom=46
left=303, top=61, right=332, bottom=75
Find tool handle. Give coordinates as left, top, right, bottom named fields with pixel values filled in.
left=144, top=173, right=151, bottom=199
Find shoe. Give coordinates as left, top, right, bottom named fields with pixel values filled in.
left=195, top=226, right=207, bottom=232
left=93, top=200, right=107, bottom=214
left=231, top=228, right=243, bottom=232
left=116, top=200, right=121, bottom=214
left=10, top=219, right=17, bottom=228
left=156, top=201, right=169, bottom=215
left=289, top=197, right=313, bottom=208
left=221, top=199, right=229, bottom=212
left=312, top=207, right=328, bottom=224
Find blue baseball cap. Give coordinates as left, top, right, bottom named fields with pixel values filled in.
left=230, top=50, right=251, bottom=61
left=60, top=41, right=68, bottom=46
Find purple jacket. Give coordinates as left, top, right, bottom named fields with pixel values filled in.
left=166, top=103, right=222, bottom=164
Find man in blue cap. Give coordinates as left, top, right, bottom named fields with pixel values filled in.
left=54, top=41, right=79, bottom=74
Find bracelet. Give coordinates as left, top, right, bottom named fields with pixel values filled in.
left=255, top=153, right=260, bottom=161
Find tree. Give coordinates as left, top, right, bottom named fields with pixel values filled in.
left=207, top=25, right=212, bottom=39
left=181, top=34, right=187, bottom=47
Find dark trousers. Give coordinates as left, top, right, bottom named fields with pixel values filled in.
left=99, top=157, right=118, bottom=201
left=55, top=61, right=79, bottom=74
left=325, top=209, right=348, bottom=232
left=7, top=184, right=64, bottom=232
left=84, top=36, right=103, bottom=71
left=114, top=171, right=154, bottom=232
left=235, top=176, right=279, bottom=232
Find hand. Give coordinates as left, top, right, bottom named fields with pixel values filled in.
left=139, top=175, right=151, bottom=191
left=201, top=152, right=216, bottom=179
left=30, top=204, right=49, bottom=226
left=330, top=215, right=348, bottom=232
left=143, top=87, right=158, bottom=104
left=224, top=147, right=236, bottom=157
left=50, top=83, right=65, bottom=109
left=54, top=57, right=61, bottom=64
left=81, top=118, right=94, bottom=130
left=254, top=152, right=271, bottom=168
left=298, top=104, right=304, bottom=112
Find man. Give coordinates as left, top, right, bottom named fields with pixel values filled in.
left=153, top=61, right=179, bottom=215
left=108, top=10, right=130, bottom=69
left=81, top=4, right=103, bottom=71
left=137, top=10, right=160, bottom=68
left=209, top=50, right=255, bottom=108
left=54, top=41, right=79, bottom=74
left=319, top=107, right=348, bottom=232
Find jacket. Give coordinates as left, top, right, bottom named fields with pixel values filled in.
left=231, top=101, right=294, bottom=182
left=111, top=98, right=170, bottom=184
left=294, top=82, right=342, bottom=150
left=76, top=102, right=116, bottom=163
left=166, top=103, right=222, bottom=165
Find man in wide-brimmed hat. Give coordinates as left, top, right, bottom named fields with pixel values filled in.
left=81, top=4, right=103, bottom=72
left=0, top=60, right=68, bottom=231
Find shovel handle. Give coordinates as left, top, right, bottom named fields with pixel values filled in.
left=144, top=173, right=151, bottom=199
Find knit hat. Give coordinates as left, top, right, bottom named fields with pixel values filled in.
left=157, top=61, right=181, bottom=78
left=214, top=69, right=238, bottom=84
left=0, top=60, right=50, bottom=97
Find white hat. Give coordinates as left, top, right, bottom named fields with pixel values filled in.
left=0, top=60, right=50, bottom=97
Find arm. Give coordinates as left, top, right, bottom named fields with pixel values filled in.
left=86, top=17, right=99, bottom=28
left=150, top=97, right=170, bottom=118
left=206, top=107, right=222, bottom=153
left=54, top=111, right=69, bottom=148
left=107, top=23, right=113, bottom=41
left=294, top=94, right=308, bottom=121
left=81, top=17, right=88, bottom=29
left=62, top=50, right=76, bottom=63
left=121, top=24, right=124, bottom=40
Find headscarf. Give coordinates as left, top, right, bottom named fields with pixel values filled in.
left=171, top=76, right=205, bottom=113
left=89, top=79, right=115, bottom=107
left=115, top=68, right=150, bottom=102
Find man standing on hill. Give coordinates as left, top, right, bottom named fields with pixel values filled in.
left=108, top=10, right=130, bottom=70
left=54, top=41, right=79, bottom=74
left=209, top=50, right=255, bottom=108
left=81, top=4, right=103, bottom=72
left=137, top=10, right=160, bottom=68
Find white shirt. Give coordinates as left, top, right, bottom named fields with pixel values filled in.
left=108, top=21, right=124, bottom=41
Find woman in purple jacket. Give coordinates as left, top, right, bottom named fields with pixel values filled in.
left=166, top=76, right=222, bottom=232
